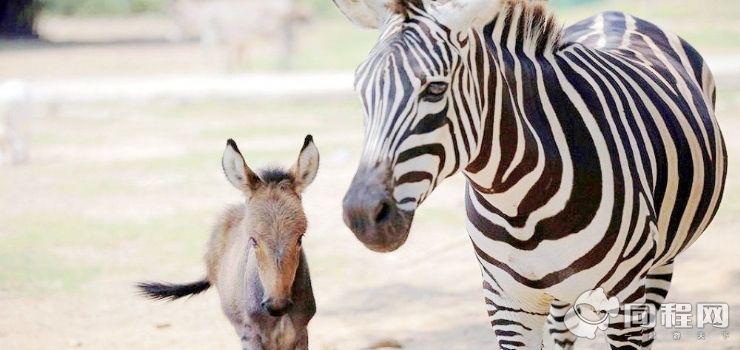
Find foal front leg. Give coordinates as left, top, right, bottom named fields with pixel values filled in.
left=238, top=323, right=264, bottom=350
left=481, top=278, right=550, bottom=349
left=294, top=329, right=309, bottom=350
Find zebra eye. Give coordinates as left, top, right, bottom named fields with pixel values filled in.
left=421, top=82, right=448, bottom=102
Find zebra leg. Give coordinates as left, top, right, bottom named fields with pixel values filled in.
left=605, top=278, right=651, bottom=349
left=645, top=261, right=673, bottom=308
left=544, top=300, right=577, bottom=349
left=642, top=261, right=675, bottom=348
left=482, top=281, right=550, bottom=349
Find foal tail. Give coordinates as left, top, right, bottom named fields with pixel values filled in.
left=137, top=278, right=211, bottom=301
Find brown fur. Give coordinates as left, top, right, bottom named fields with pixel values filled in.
left=204, top=170, right=313, bottom=349
left=205, top=203, right=244, bottom=284
left=140, top=136, right=318, bottom=349
left=205, top=178, right=307, bottom=300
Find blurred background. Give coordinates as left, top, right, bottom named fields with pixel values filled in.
left=0, top=0, right=738, bottom=349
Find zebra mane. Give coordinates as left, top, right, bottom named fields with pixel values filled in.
left=392, top=0, right=562, bottom=54
left=388, top=0, right=422, bottom=15
left=498, top=0, right=563, bottom=54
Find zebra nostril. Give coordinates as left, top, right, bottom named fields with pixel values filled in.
left=374, top=200, right=391, bottom=224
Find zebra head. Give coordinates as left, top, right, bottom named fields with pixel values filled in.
left=337, top=0, right=499, bottom=252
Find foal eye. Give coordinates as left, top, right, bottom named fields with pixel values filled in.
left=421, top=82, right=449, bottom=102
left=297, top=235, right=304, bottom=246
left=249, top=237, right=258, bottom=247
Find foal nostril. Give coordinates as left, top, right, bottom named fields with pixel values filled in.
left=262, top=298, right=293, bottom=317
left=374, top=200, right=391, bottom=224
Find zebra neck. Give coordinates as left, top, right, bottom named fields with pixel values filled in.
left=463, top=26, right=558, bottom=197
left=462, top=0, right=563, bottom=190
left=482, top=0, right=562, bottom=56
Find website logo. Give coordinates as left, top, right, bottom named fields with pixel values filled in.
left=564, top=288, right=620, bottom=339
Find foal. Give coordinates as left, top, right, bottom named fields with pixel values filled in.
left=139, top=135, right=319, bottom=350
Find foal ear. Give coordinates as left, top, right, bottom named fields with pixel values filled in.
left=222, top=139, right=262, bottom=194
left=290, top=135, right=320, bottom=193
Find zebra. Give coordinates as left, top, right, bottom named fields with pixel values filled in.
left=335, top=0, right=727, bottom=348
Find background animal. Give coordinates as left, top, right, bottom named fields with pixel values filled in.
left=0, top=80, right=30, bottom=165
left=139, top=135, right=319, bottom=350
left=335, top=0, right=726, bottom=348
left=172, top=0, right=309, bottom=70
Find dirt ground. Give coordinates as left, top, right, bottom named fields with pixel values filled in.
left=1, top=12, right=740, bottom=350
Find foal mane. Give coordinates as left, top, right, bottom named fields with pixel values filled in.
left=259, top=167, right=295, bottom=185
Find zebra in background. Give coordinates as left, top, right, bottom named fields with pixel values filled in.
left=171, top=0, right=309, bottom=70
left=335, top=0, right=726, bottom=348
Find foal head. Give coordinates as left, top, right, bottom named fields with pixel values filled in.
left=222, top=135, right=319, bottom=317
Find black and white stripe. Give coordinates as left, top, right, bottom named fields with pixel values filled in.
left=343, top=0, right=726, bottom=348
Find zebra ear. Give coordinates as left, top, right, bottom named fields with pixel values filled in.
left=332, top=0, right=390, bottom=29
left=426, top=0, right=501, bottom=30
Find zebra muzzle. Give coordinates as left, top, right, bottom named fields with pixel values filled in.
left=343, top=164, right=413, bottom=252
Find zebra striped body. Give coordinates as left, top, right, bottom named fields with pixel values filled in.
left=464, top=9, right=726, bottom=349
left=337, top=1, right=726, bottom=348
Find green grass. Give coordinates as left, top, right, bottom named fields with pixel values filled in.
left=0, top=213, right=140, bottom=294
left=0, top=251, right=99, bottom=294
left=0, top=208, right=218, bottom=294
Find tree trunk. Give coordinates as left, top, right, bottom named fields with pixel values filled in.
left=0, top=0, right=38, bottom=38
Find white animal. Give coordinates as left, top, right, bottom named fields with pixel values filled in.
left=172, top=0, right=308, bottom=70
left=0, top=80, right=31, bottom=165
